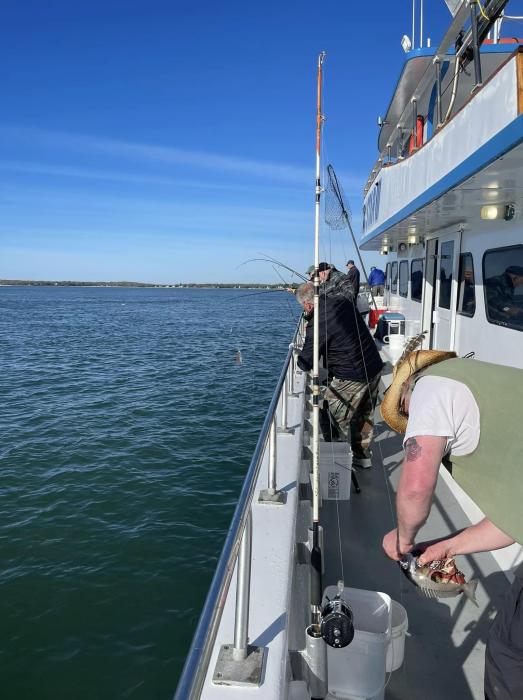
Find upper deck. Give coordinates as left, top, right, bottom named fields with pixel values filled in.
left=361, top=46, right=523, bottom=249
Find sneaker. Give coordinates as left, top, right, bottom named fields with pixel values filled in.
left=352, top=456, right=372, bottom=469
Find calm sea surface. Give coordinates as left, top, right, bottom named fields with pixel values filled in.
left=0, top=286, right=298, bottom=700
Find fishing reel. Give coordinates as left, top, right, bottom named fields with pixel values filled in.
left=320, top=580, right=354, bottom=649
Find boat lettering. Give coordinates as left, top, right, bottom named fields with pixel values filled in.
left=363, top=179, right=381, bottom=232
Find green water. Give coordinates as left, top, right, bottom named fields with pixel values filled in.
left=0, top=285, right=297, bottom=699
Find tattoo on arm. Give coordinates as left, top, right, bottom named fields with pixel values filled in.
left=404, top=437, right=422, bottom=462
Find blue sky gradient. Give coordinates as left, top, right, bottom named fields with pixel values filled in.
left=2, top=1, right=457, bottom=283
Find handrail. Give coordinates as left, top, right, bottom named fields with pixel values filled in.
left=173, top=317, right=303, bottom=700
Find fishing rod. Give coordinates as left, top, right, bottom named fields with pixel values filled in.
left=310, top=50, right=326, bottom=630
left=238, top=256, right=308, bottom=282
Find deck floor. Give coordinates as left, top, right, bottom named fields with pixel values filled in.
left=319, top=371, right=510, bottom=699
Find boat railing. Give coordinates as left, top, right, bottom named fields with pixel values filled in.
left=173, top=315, right=306, bottom=699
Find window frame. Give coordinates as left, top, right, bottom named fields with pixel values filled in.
left=391, top=261, right=398, bottom=294
left=399, top=260, right=409, bottom=297
left=410, top=258, right=424, bottom=303
left=385, top=262, right=391, bottom=292
left=482, top=244, right=523, bottom=332
left=456, top=252, right=476, bottom=318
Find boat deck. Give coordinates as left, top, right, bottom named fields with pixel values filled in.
left=320, top=360, right=511, bottom=699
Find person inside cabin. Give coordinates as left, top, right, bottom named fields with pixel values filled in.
left=380, top=348, right=523, bottom=700
left=345, top=260, right=361, bottom=297
left=485, top=265, right=523, bottom=327
left=295, top=282, right=383, bottom=468
left=368, top=266, right=385, bottom=296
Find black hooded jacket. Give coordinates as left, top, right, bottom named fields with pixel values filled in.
left=297, top=295, right=382, bottom=383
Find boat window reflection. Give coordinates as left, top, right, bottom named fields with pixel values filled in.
left=484, top=245, right=523, bottom=331
left=391, top=261, right=398, bottom=294
left=411, top=259, right=424, bottom=302
left=438, top=240, right=454, bottom=310
left=457, top=253, right=476, bottom=317
left=399, top=261, right=409, bottom=297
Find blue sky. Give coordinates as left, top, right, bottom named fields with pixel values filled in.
left=1, top=1, right=457, bottom=283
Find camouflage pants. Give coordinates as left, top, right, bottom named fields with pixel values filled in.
left=323, top=372, right=381, bottom=460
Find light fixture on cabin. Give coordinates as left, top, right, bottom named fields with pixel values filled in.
left=380, top=244, right=389, bottom=255
left=408, top=233, right=419, bottom=244
left=480, top=203, right=516, bottom=221
left=398, top=242, right=407, bottom=252
left=401, top=34, right=412, bottom=53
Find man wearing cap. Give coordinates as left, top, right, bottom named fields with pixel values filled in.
left=345, top=260, right=360, bottom=297
left=307, top=262, right=356, bottom=301
left=295, top=282, right=383, bottom=468
left=380, top=349, right=523, bottom=699
left=485, top=265, right=523, bottom=326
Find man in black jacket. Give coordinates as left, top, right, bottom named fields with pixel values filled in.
left=296, top=282, right=383, bottom=468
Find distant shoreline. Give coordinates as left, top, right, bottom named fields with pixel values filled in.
left=0, top=280, right=290, bottom=290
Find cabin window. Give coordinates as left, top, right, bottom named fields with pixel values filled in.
left=399, top=261, right=409, bottom=297
left=391, top=262, right=398, bottom=294
left=457, top=253, right=475, bottom=317
left=385, top=262, right=391, bottom=291
left=411, top=258, right=423, bottom=302
left=438, top=240, right=454, bottom=310
left=483, top=245, right=523, bottom=332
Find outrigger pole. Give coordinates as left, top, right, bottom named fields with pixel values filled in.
left=311, top=50, right=326, bottom=627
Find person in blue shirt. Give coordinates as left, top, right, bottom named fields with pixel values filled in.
left=368, top=266, right=385, bottom=295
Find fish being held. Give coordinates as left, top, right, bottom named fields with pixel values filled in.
left=399, top=553, right=479, bottom=606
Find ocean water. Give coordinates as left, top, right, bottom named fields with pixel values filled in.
left=0, top=286, right=298, bottom=700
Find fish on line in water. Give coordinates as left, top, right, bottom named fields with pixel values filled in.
left=399, top=553, right=479, bottom=606
left=234, top=349, right=243, bottom=366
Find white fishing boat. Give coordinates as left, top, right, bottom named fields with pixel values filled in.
left=175, top=2, right=523, bottom=698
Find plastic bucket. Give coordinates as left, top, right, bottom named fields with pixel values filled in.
left=324, top=586, right=391, bottom=700
left=385, top=600, right=408, bottom=672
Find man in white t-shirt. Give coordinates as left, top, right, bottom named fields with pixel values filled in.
left=379, top=349, right=523, bottom=700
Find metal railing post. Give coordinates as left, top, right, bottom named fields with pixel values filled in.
left=259, top=415, right=287, bottom=504
left=233, top=508, right=252, bottom=661
left=435, top=59, right=443, bottom=127
left=411, top=98, right=417, bottom=148
left=212, top=510, right=265, bottom=686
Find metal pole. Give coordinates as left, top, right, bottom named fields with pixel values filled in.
left=412, top=99, right=417, bottom=148
left=470, top=1, right=483, bottom=88
left=435, top=59, right=443, bottom=127
left=412, top=0, right=416, bottom=51
left=281, top=373, right=288, bottom=430
left=289, top=346, right=295, bottom=395
left=232, top=509, right=252, bottom=661
left=387, top=144, right=392, bottom=162
left=420, top=0, right=423, bottom=48
left=268, top=415, right=277, bottom=493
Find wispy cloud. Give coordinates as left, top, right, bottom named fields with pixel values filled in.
left=0, top=125, right=313, bottom=184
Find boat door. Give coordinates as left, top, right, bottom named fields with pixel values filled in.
left=424, top=231, right=461, bottom=350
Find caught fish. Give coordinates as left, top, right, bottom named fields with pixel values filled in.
left=234, top=349, right=243, bottom=366
left=399, top=553, right=479, bottom=606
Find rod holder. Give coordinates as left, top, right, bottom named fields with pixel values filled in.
left=259, top=415, right=287, bottom=505
left=304, top=625, right=328, bottom=699
left=213, top=510, right=266, bottom=687
left=470, top=1, right=483, bottom=88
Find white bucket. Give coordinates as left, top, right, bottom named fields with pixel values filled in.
left=324, top=586, right=391, bottom=700
left=385, top=600, right=408, bottom=672
left=320, top=444, right=351, bottom=501
left=383, top=333, right=405, bottom=365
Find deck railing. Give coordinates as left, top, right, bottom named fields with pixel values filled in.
left=173, top=316, right=305, bottom=699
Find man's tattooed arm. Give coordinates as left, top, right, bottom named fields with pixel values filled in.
left=404, top=437, right=422, bottom=461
